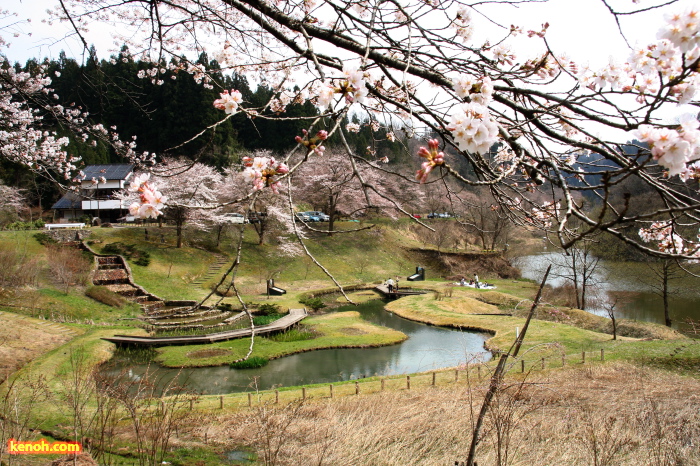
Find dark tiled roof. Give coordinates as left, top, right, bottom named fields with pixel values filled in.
left=52, top=192, right=83, bottom=210
left=80, top=164, right=135, bottom=181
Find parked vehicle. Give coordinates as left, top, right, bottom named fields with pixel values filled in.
left=412, top=214, right=421, bottom=219
left=117, top=215, right=139, bottom=223
left=247, top=212, right=267, bottom=223
left=222, top=213, right=247, bottom=224
left=306, top=211, right=330, bottom=221
left=295, top=212, right=312, bottom=222
left=427, top=212, right=438, bottom=218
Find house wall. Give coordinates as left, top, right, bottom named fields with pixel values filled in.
left=81, top=200, right=125, bottom=210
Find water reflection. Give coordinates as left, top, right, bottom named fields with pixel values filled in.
left=102, top=300, right=492, bottom=394
left=514, top=252, right=700, bottom=328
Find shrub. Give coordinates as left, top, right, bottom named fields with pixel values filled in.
left=6, top=219, right=45, bottom=230
left=299, top=296, right=326, bottom=311
left=257, top=303, right=281, bottom=316
left=253, top=313, right=282, bottom=326
left=230, top=356, right=268, bottom=369
left=217, top=303, right=235, bottom=312
left=33, top=232, right=58, bottom=246
left=85, top=286, right=126, bottom=308
left=46, top=244, right=92, bottom=293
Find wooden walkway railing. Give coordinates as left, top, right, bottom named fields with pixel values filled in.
left=102, top=308, right=307, bottom=347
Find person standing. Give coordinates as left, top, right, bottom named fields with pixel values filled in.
left=387, top=278, right=395, bottom=293
left=395, top=276, right=400, bottom=291
left=474, top=273, right=479, bottom=289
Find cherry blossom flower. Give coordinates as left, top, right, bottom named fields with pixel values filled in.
left=213, top=89, right=243, bottom=114
left=127, top=175, right=167, bottom=218
left=447, top=103, right=500, bottom=155
left=416, top=139, right=445, bottom=183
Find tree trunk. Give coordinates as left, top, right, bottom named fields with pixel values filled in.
left=176, top=222, right=183, bottom=248
left=663, top=262, right=672, bottom=327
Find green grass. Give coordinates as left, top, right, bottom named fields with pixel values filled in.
left=230, top=356, right=268, bottom=369
left=267, top=328, right=316, bottom=342
left=154, top=311, right=408, bottom=367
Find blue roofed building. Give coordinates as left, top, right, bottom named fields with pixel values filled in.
left=52, top=164, right=135, bottom=222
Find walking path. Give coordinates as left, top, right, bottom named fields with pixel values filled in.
left=102, top=308, right=308, bottom=346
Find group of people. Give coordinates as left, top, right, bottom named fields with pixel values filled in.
left=459, top=273, right=481, bottom=288
left=386, top=276, right=400, bottom=293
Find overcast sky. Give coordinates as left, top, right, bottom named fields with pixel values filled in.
left=3, top=0, right=698, bottom=66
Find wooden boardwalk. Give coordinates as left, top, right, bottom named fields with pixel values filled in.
left=103, top=308, right=308, bottom=347
left=375, top=284, right=427, bottom=299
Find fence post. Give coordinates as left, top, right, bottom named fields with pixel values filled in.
left=275, top=390, right=279, bottom=404
left=601, top=348, right=605, bottom=361
left=541, top=357, right=545, bottom=370
left=582, top=351, right=586, bottom=363
left=302, top=387, right=306, bottom=400
left=189, top=399, right=193, bottom=411
left=477, top=366, right=481, bottom=380
left=432, top=372, right=436, bottom=386
left=406, top=375, right=411, bottom=390
left=455, top=369, right=459, bottom=382
left=330, top=384, right=334, bottom=398
left=219, top=395, right=223, bottom=409
left=562, top=354, right=566, bottom=366
left=355, top=382, right=360, bottom=395
left=381, top=379, right=385, bottom=391
left=521, top=359, right=525, bottom=373
left=248, top=393, right=252, bottom=408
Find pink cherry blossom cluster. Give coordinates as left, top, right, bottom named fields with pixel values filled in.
left=447, top=103, right=500, bottom=155
left=0, top=57, right=152, bottom=182
left=213, top=89, right=243, bottom=115
left=453, top=7, right=474, bottom=43
left=416, top=139, right=445, bottom=183
left=580, top=8, right=700, bottom=103
left=295, top=129, right=328, bottom=155
left=531, top=201, right=560, bottom=228
left=314, top=66, right=368, bottom=109
left=452, top=75, right=493, bottom=106
left=127, top=173, right=167, bottom=218
left=635, top=115, right=700, bottom=177
left=241, top=156, right=290, bottom=194
left=638, top=221, right=698, bottom=256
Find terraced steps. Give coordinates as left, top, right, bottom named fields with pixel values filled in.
left=190, top=253, right=230, bottom=286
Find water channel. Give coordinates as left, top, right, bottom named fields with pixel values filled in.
left=514, top=252, right=700, bottom=329
left=102, top=299, right=492, bottom=394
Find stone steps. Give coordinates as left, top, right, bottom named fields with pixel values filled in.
left=190, top=253, right=229, bottom=285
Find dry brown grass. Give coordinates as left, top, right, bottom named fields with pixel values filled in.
left=0, top=312, right=80, bottom=382
left=201, top=362, right=700, bottom=465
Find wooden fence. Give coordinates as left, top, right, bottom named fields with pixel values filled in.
left=187, top=348, right=609, bottom=411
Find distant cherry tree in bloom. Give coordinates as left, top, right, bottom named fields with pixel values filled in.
left=0, top=56, right=154, bottom=184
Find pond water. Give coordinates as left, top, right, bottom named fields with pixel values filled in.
left=101, top=299, right=492, bottom=394
left=514, top=252, right=700, bottom=329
